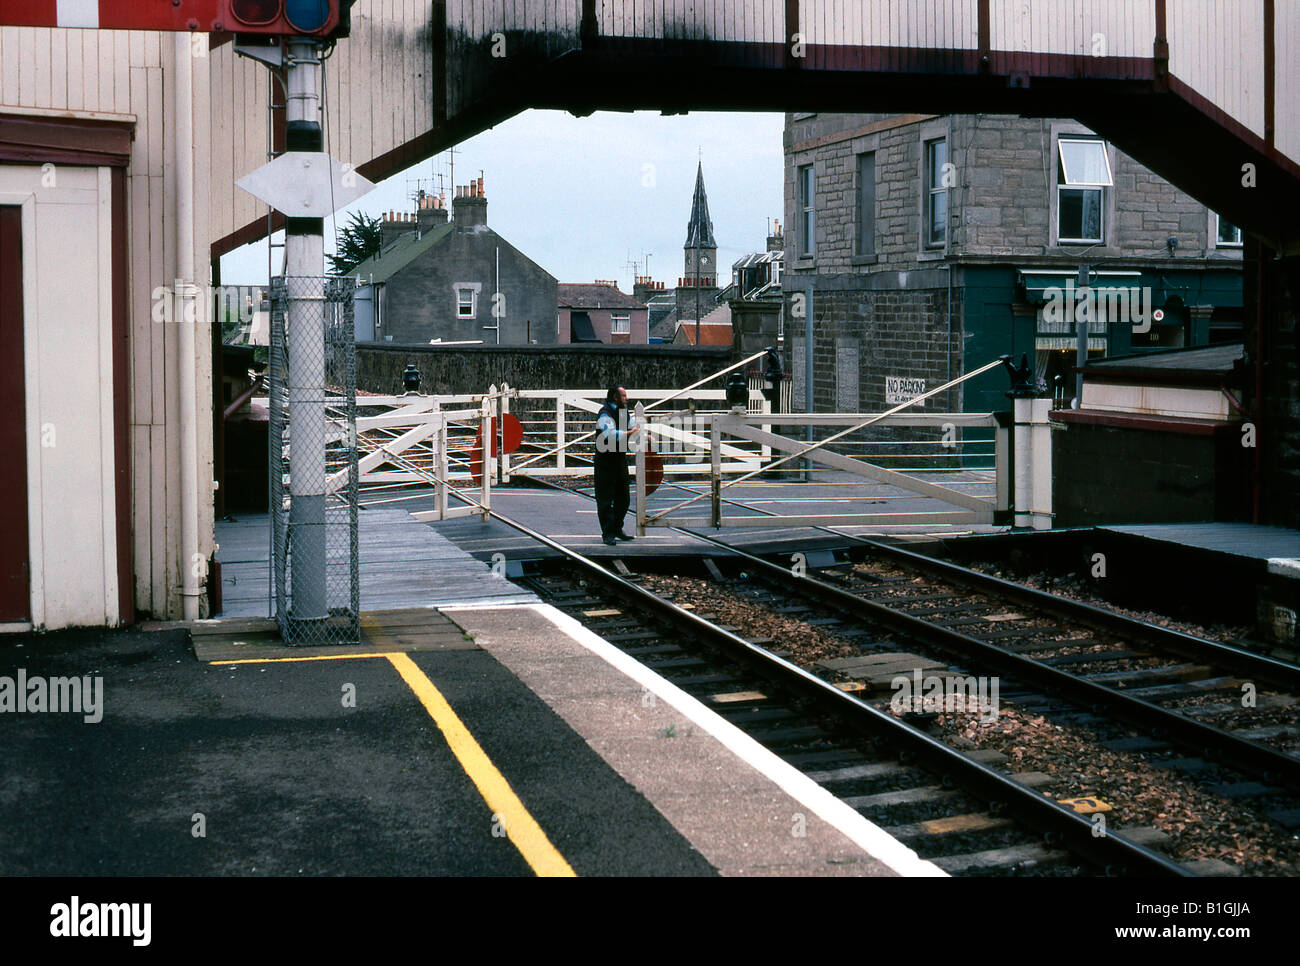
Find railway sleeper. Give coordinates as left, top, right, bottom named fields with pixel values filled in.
left=931, top=843, right=1069, bottom=874
left=1125, top=676, right=1245, bottom=701
left=1084, top=663, right=1213, bottom=687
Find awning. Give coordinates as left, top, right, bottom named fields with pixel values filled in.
left=1018, top=269, right=1143, bottom=304
left=1036, top=337, right=1107, bottom=351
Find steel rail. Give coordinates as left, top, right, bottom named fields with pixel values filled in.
left=529, top=475, right=1300, bottom=794
left=626, top=474, right=1299, bottom=691
left=477, top=489, right=1188, bottom=875
left=829, top=535, right=1300, bottom=692
left=676, top=527, right=1300, bottom=794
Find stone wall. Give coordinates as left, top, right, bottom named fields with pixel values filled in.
left=785, top=112, right=1241, bottom=268
left=356, top=343, right=736, bottom=397
left=788, top=273, right=960, bottom=414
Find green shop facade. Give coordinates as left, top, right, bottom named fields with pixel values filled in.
left=957, top=262, right=1243, bottom=415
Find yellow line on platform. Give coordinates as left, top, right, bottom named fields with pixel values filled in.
left=211, top=652, right=397, bottom=665
left=372, top=634, right=576, bottom=878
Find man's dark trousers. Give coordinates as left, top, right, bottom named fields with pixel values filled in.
left=594, top=453, right=630, bottom=538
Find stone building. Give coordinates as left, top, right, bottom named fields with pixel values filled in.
left=725, top=222, right=785, bottom=357
left=349, top=179, right=558, bottom=345
left=557, top=283, right=649, bottom=344
left=783, top=114, right=1244, bottom=416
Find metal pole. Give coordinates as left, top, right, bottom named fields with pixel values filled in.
left=1074, top=264, right=1090, bottom=408
left=285, top=39, right=328, bottom=621
left=804, top=278, right=815, bottom=481
left=174, top=34, right=201, bottom=622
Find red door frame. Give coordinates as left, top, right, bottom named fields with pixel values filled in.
left=0, top=205, right=30, bottom=621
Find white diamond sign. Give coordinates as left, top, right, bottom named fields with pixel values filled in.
left=236, top=151, right=376, bottom=217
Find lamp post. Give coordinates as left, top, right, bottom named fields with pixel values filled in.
left=1074, top=264, right=1091, bottom=408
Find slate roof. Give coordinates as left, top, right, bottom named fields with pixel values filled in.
left=557, top=283, right=646, bottom=310
left=346, top=222, right=455, bottom=285
left=1086, top=342, right=1244, bottom=373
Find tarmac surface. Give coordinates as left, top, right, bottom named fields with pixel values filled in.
left=0, top=624, right=714, bottom=876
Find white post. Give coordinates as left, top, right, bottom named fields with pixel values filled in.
left=500, top=382, right=511, bottom=482
left=480, top=395, right=492, bottom=521
left=710, top=413, right=722, bottom=527
left=488, top=384, right=499, bottom=485
left=284, top=38, right=328, bottom=621
left=634, top=401, right=647, bottom=536
left=435, top=409, right=448, bottom=521
left=555, top=396, right=566, bottom=473
left=174, top=34, right=200, bottom=622
left=1012, top=397, right=1053, bottom=530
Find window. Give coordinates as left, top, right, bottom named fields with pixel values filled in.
left=798, top=164, right=815, bottom=257
left=855, top=152, right=876, bottom=257
left=456, top=287, right=476, bottom=319
left=610, top=313, right=630, bottom=334
left=1057, top=138, right=1112, bottom=243
left=925, top=138, right=947, bottom=248
left=1216, top=215, right=1243, bottom=247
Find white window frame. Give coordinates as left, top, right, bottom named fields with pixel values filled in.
left=1215, top=214, right=1243, bottom=247
left=797, top=163, right=815, bottom=258
left=924, top=137, right=948, bottom=249
left=455, top=285, right=477, bottom=319
left=610, top=313, right=630, bottom=335
left=1056, top=137, right=1112, bottom=244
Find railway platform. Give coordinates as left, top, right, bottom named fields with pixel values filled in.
left=94, top=500, right=949, bottom=877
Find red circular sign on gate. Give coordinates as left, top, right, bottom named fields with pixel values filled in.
left=644, top=448, right=664, bottom=496
left=470, top=414, right=524, bottom=484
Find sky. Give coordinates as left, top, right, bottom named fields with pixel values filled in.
left=219, top=110, right=786, bottom=293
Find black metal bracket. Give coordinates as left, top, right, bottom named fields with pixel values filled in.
left=1002, top=352, right=1043, bottom=398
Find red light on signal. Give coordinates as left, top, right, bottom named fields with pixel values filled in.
left=230, top=0, right=284, bottom=26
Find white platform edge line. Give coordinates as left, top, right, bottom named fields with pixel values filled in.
left=441, top=600, right=948, bottom=878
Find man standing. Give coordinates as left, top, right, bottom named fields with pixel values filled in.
left=594, top=385, right=641, bottom=546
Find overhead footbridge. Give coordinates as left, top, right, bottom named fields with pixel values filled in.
left=201, top=0, right=1300, bottom=259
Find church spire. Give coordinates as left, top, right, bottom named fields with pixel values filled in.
left=684, top=161, right=716, bottom=250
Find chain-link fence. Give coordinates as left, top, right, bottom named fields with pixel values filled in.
left=269, top=276, right=360, bottom=645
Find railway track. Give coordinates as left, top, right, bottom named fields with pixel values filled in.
left=680, top=529, right=1300, bottom=802
left=517, top=562, right=1189, bottom=876
left=502, top=476, right=1300, bottom=872
left=448, top=494, right=1189, bottom=876
left=568, top=473, right=1300, bottom=794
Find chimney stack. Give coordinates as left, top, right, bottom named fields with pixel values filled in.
left=381, top=210, right=415, bottom=249
left=767, top=217, right=784, bottom=252
left=632, top=275, right=664, bottom=305
left=452, top=178, right=488, bottom=227
left=416, top=192, right=449, bottom=233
